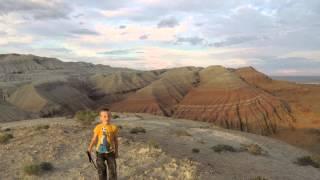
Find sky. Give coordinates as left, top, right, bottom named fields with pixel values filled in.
left=0, top=0, right=320, bottom=75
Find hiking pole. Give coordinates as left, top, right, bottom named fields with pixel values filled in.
left=86, top=151, right=97, bottom=169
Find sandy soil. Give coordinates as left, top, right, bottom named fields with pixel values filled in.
left=0, top=113, right=319, bottom=180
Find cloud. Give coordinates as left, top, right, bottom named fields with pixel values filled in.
left=41, top=47, right=72, bottom=53
left=210, top=35, right=268, bottom=47
left=175, top=36, right=204, bottom=45
left=102, top=56, right=141, bottom=61
left=254, top=56, right=320, bottom=76
left=1, top=0, right=320, bottom=75
left=0, top=34, right=33, bottom=45
left=0, top=30, right=7, bottom=36
left=157, top=17, right=179, bottom=28
left=98, top=49, right=135, bottom=55
left=139, top=34, right=149, bottom=40
left=73, top=13, right=84, bottom=18
left=101, top=7, right=141, bottom=18
left=0, top=0, right=72, bottom=20
left=97, top=48, right=142, bottom=62
left=279, top=50, right=320, bottom=61
left=70, top=28, right=99, bottom=35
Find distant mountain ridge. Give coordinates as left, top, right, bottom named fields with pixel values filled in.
left=272, top=76, right=320, bottom=84
left=0, top=53, right=134, bottom=74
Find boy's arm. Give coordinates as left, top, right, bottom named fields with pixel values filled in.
left=88, top=132, right=98, bottom=152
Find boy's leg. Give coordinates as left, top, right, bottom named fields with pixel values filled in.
left=96, top=152, right=107, bottom=180
left=106, top=152, right=117, bottom=180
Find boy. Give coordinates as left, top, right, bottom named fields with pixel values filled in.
left=87, top=108, right=119, bottom=180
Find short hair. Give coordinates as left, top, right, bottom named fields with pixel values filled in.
left=100, top=108, right=110, bottom=113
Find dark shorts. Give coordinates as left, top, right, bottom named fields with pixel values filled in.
left=95, top=151, right=117, bottom=180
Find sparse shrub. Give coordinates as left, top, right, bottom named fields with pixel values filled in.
left=34, top=125, right=50, bottom=131
left=66, top=114, right=74, bottom=119
left=199, top=126, right=210, bottom=129
left=312, top=155, right=320, bottom=164
left=39, top=162, right=54, bottom=171
left=0, top=133, right=13, bottom=144
left=197, top=140, right=206, bottom=144
left=148, top=139, right=159, bottom=149
left=310, top=129, right=320, bottom=135
left=174, top=129, right=192, bottom=137
left=211, top=144, right=236, bottom=153
left=240, top=143, right=267, bottom=155
left=112, top=114, right=120, bottom=119
left=0, top=127, right=11, bottom=132
left=75, top=110, right=98, bottom=126
left=23, top=161, right=54, bottom=176
left=295, top=155, right=320, bottom=168
left=192, top=148, right=200, bottom=153
left=39, top=105, right=61, bottom=118
left=250, top=176, right=268, bottom=180
left=23, top=164, right=41, bottom=175
left=130, top=127, right=146, bottom=134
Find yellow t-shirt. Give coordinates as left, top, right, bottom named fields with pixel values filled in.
left=94, top=123, right=119, bottom=153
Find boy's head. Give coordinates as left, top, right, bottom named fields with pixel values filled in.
left=100, top=108, right=111, bottom=124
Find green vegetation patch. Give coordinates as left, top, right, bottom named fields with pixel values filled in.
left=34, top=125, right=50, bottom=131
left=147, top=139, right=160, bottom=149
left=0, top=133, right=13, bottom=144
left=192, top=148, right=200, bottom=153
left=250, top=176, right=269, bottom=180
left=211, top=144, right=237, bottom=153
left=174, top=129, right=192, bottom=137
left=23, top=162, right=54, bottom=176
left=112, top=114, right=120, bottom=119
left=240, top=143, right=268, bottom=155
left=75, top=110, right=98, bottom=126
left=295, top=155, right=320, bottom=168
left=130, top=127, right=146, bottom=134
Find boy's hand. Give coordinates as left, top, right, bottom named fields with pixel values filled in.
left=87, top=147, right=92, bottom=152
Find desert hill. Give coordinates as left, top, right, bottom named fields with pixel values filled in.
left=90, top=71, right=158, bottom=94
left=0, top=53, right=136, bottom=121
left=111, top=67, right=200, bottom=116
left=235, top=67, right=320, bottom=154
left=0, top=101, right=33, bottom=122
left=0, top=113, right=319, bottom=180
left=234, top=66, right=300, bottom=92
left=0, top=54, right=319, bottom=154
left=7, top=80, right=95, bottom=117
left=89, top=71, right=159, bottom=106
left=172, top=66, right=295, bottom=135
left=0, top=53, right=136, bottom=95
